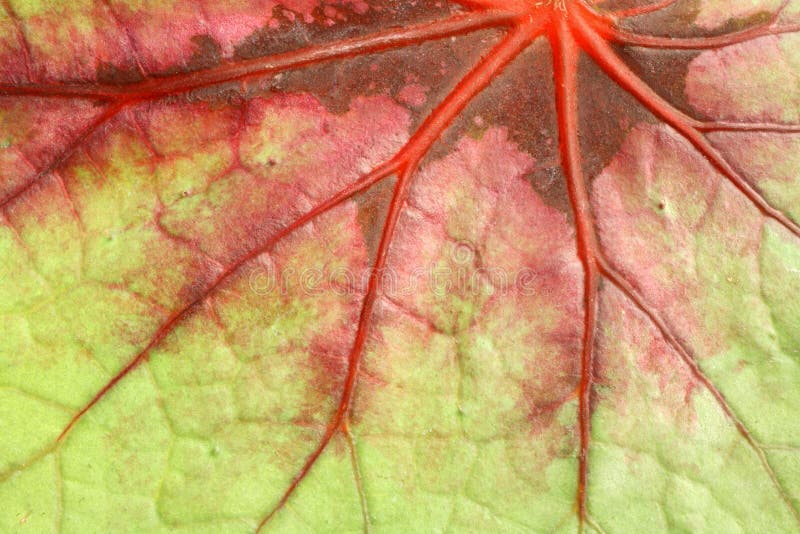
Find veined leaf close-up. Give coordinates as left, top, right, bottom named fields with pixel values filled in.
left=1, top=0, right=800, bottom=532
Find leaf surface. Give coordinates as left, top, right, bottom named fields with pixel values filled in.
left=1, top=0, right=800, bottom=532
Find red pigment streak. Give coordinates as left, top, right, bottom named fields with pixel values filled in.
left=257, top=18, right=546, bottom=528
left=598, top=10, right=800, bottom=49
left=6, top=0, right=800, bottom=529
left=551, top=15, right=599, bottom=523
left=0, top=11, right=513, bottom=100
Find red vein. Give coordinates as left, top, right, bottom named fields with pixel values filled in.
left=51, top=5, right=542, bottom=453
left=56, top=160, right=399, bottom=443
left=0, top=11, right=514, bottom=100
left=595, top=256, right=800, bottom=523
left=4, top=1, right=799, bottom=527
left=586, top=514, right=609, bottom=534
left=602, top=21, right=800, bottom=49
left=605, top=0, right=678, bottom=19
left=255, top=164, right=416, bottom=531
left=0, top=9, right=518, bottom=255
left=255, top=19, right=543, bottom=529
left=698, top=121, right=800, bottom=133
left=98, top=0, right=148, bottom=77
left=0, top=10, right=513, bottom=245
left=594, top=3, right=799, bottom=50
left=0, top=101, right=125, bottom=210
left=343, top=419, right=371, bottom=534
left=551, top=15, right=600, bottom=527
left=28, top=7, right=537, bottom=454
left=570, top=6, right=800, bottom=520
left=571, top=8, right=800, bottom=240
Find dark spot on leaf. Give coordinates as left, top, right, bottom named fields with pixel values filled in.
left=96, top=61, right=145, bottom=85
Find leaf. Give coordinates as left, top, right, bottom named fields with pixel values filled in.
left=1, top=1, right=799, bottom=532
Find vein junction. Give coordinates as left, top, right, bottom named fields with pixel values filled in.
left=1, top=0, right=799, bottom=530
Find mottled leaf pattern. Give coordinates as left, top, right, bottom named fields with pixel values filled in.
left=1, top=0, right=799, bottom=532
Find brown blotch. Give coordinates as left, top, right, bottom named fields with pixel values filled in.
left=96, top=61, right=145, bottom=85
